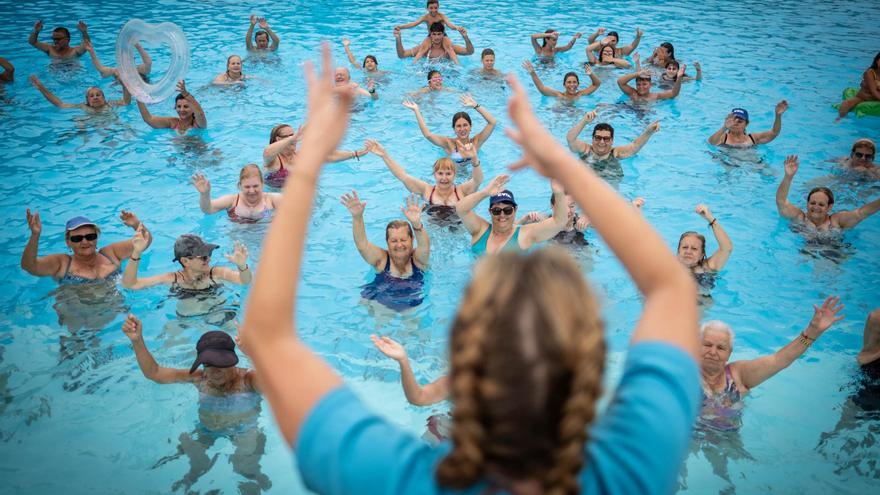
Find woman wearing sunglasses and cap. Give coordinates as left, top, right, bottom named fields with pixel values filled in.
left=707, top=101, right=788, bottom=148
left=21, top=210, right=150, bottom=284
left=455, top=175, right=567, bottom=255
left=840, top=138, right=878, bottom=178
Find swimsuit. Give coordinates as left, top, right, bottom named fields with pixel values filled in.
left=171, top=267, right=222, bottom=298
left=423, top=185, right=461, bottom=221
left=359, top=254, right=425, bottom=311
left=698, top=365, right=744, bottom=431
left=450, top=142, right=474, bottom=168
left=552, top=228, right=588, bottom=246
left=578, top=149, right=624, bottom=184
left=471, top=226, right=526, bottom=255
left=265, top=154, right=288, bottom=188
left=59, top=253, right=121, bottom=284
left=721, top=132, right=757, bottom=148
left=227, top=193, right=272, bottom=223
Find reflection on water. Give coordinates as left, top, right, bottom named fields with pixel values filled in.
left=50, top=282, right=129, bottom=333
left=168, top=133, right=225, bottom=168
left=680, top=426, right=755, bottom=495
left=793, top=225, right=854, bottom=264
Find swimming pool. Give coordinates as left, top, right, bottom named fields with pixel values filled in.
left=1, top=0, right=878, bottom=493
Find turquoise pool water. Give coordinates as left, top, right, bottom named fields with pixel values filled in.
left=1, top=0, right=878, bottom=493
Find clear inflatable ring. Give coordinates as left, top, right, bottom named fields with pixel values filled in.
left=115, top=19, right=190, bottom=104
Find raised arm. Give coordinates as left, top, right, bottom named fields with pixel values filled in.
left=619, top=28, right=643, bottom=56
left=121, top=225, right=171, bottom=289
left=577, top=65, right=601, bottom=95
left=507, top=73, right=699, bottom=358
left=20, top=209, right=65, bottom=277
left=520, top=184, right=567, bottom=246
left=342, top=38, right=358, bottom=67
left=529, top=33, right=546, bottom=54
left=696, top=205, right=732, bottom=271
left=260, top=19, right=280, bottom=50
left=135, top=100, right=172, bottom=128
left=101, top=211, right=152, bottom=263
left=30, top=75, right=77, bottom=109
left=402, top=100, right=448, bottom=148
left=83, top=40, right=115, bottom=78
left=177, top=81, right=207, bottom=128
left=341, top=190, right=386, bottom=269
left=110, top=82, right=132, bottom=107
left=366, top=140, right=429, bottom=195
left=587, top=27, right=604, bottom=44
left=456, top=175, right=508, bottom=237
left=263, top=129, right=301, bottom=166
left=74, top=21, right=90, bottom=54
left=707, top=115, right=733, bottom=145
left=396, top=16, right=425, bottom=30
left=585, top=43, right=599, bottom=64
left=752, top=100, right=787, bottom=144
left=566, top=109, right=596, bottom=154
left=656, top=64, right=685, bottom=100
left=191, top=173, right=235, bottom=214
left=617, top=72, right=638, bottom=97
left=733, top=297, right=843, bottom=390
left=402, top=195, right=430, bottom=268
left=439, top=14, right=460, bottom=32
left=245, top=15, right=256, bottom=50
left=461, top=94, right=497, bottom=146
left=834, top=196, right=880, bottom=229
left=214, top=242, right=252, bottom=285
left=240, top=45, right=352, bottom=443
left=0, top=56, right=13, bottom=82
left=28, top=20, right=51, bottom=53
left=556, top=32, right=582, bottom=53
left=776, top=155, right=805, bottom=220
left=614, top=120, right=659, bottom=158
left=522, top=60, right=560, bottom=97
left=371, top=335, right=449, bottom=406
left=122, top=314, right=193, bottom=384
left=458, top=155, right=484, bottom=195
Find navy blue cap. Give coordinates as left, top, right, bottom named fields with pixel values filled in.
left=489, top=189, right=517, bottom=207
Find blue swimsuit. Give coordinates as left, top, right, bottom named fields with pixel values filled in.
left=360, top=254, right=425, bottom=311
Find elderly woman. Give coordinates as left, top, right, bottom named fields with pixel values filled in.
left=341, top=191, right=429, bottom=311
left=402, top=95, right=496, bottom=169
left=707, top=101, right=787, bottom=147
left=455, top=175, right=567, bottom=255
left=21, top=209, right=149, bottom=283
left=776, top=155, right=880, bottom=230
left=30, top=75, right=130, bottom=111
left=522, top=60, right=601, bottom=99
left=699, top=296, right=843, bottom=431
left=212, top=55, right=248, bottom=85
left=132, top=80, right=206, bottom=133
left=240, top=49, right=701, bottom=494
left=677, top=205, right=733, bottom=274
left=262, top=123, right=367, bottom=187
left=192, top=165, right=282, bottom=222
left=365, top=140, right=482, bottom=217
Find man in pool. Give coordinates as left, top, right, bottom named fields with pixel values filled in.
left=479, top=48, right=501, bottom=77
left=618, top=67, right=684, bottom=101
left=334, top=66, right=378, bottom=100
left=566, top=109, right=661, bottom=161
left=707, top=102, right=788, bottom=147
left=29, top=20, right=90, bottom=58
left=122, top=314, right=270, bottom=493
left=245, top=15, right=280, bottom=51
left=407, top=22, right=471, bottom=64
left=842, top=138, right=878, bottom=177
left=586, top=27, right=643, bottom=58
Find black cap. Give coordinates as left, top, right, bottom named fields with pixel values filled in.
left=173, top=234, right=219, bottom=262
left=189, top=331, right=239, bottom=374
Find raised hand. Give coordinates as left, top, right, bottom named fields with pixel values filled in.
left=484, top=174, right=510, bottom=196
left=401, top=194, right=423, bottom=228
left=695, top=204, right=714, bottom=222
left=298, top=42, right=357, bottom=162
left=635, top=27, right=644, bottom=37
left=638, top=69, right=651, bottom=79
left=342, top=38, right=350, bottom=47
left=176, top=80, right=188, bottom=95
left=26, top=209, right=42, bottom=236
left=807, top=296, right=845, bottom=336
left=582, top=109, right=598, bottom=122
left=370, top=334, right=407, bottom=362
left=783, top=155, right=799, bottom=177
left=573, top=32, right=583, bottom=39
left=596, top=27, right=606, bottom=35
left=365, top=139, right=387, bottom=157
left=646, top=120, right=660, bottom=133
left=83, top=39, right=93, bottom=51
left=505, top=75, right=569, bottom=179
left=523, top=211, right=542, bottom=223
left=33, top=20, right=43, bottom=33
left=249, top=14, right=257, bottom=26
left=341, top=190, right=366, bottom=217
left=401, top=99, right=419, bottom=111
left=575, top=215, right=591, bottom=231
left=522, top=60, right=535, bottom=73
left=694, top=61, right=701, bottom=71
left=121, top=313, right=143, bottom=342
left=393, top=27, right=402, bottom=39
left=190, top=173, right=211, bottom=194
left=458, top=27, right=468, bottom=35
left=775, top=99, right=789, bottom=115
left=258, top=18, right=269, bottom=29
left=677, top=63, right=686, bottom=78
left=119, top=210, right=141, bottom=229
left=225, top=241, right=249, bottom=269
left=632, top=197, right=646, bottom=210
left=723, top=114, right=735, bottom=130
left=77, top=20, right=88, bottom=33
left=584, top=64, right=593, bottom=75
left=550, top=179, right=564, bottom=194
left=28, top=74, right=42, bottom=87
left=632, top=52, right=640, bottom=64
left=459, top=93, right=478, bottom=108
left=130, top=224, right=149, bottom=255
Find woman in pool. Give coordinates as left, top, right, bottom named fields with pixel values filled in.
left=837, top=52, right=880, bottom=119
left=456, top=175, right=567, bottom=255
left=776, top=155, right=880, bottom=231
left=212, top=55, right=248, bottom=85
left=585, top=42, right=631, bottom=68
left=699, top=296, right=843, bottom=431
left=341, top=38, right=384, bottom=76
left=529, top=29, right=581, bottom=58
left=707, top=101, right=788, bottom=147
left=122, top=230, right=251, bottom=290
left=677, top=205, right=733, bottom=274
left=522, top=60, right=601, bottom=100
left=240, top=49, right=700, bottom=494
left=132, top=80, right=206, bottom=133
left=402, top=94, right=496, bottom=168
left=838, top=138, right=878, bottom=178
left=341, top=191, right=429, bottom=311
left=365, top=140, right=482, bottom=216
left=22, top=210, right=150, bottom=283
left=659, top=59, right=701, bottom=87
left=192, top=165, right=282, bottom=222
left=262, top=123, right=367, bottom=187
left=646, top=41, right=675, bottom=67
left=30, top=75, right=130, bottom=111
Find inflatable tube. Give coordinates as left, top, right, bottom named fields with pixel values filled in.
left=115, top=19, right=189, bottom=104
left=835, top=87, right=880, bottom=117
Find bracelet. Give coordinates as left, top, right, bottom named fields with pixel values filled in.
left=798, top=332, right=814, bottom=347
left=130, top=256, right=141, bottom=261
left=474, top=103, right=481, bottom=109
left=708, top=219, right=717, bottom=227
left=353, top=151, right=360, bottom=161
left=412, top=225, right=423, bottom=232
left=238, top=264, right=249, bottom=271
left=369, top=88, right=376, bottom=94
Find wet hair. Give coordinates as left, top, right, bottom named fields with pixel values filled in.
left=607, top=31, right=619, bottom=42
left=427, top=69, right=441, bottom=81
left=385, top=220, right=413, bottom=241
left=427, top=0, right=439, bottom=6
left=807, top=187, right=834, bottom=205
left=700, top=320, right=735, bottom=348
left=563, top=72, right=579, bottom=85
left=452, top=111, right=472, bottom=128
left=430, top=22, right=445, bottom=34
left=851, top=138, right=876, bottom=155
left=435, top=249, right=606, bottom=494
left=362, top=55, right=378, bottom=67
left=52, top=27, right=71, bottom=39
left=592, top=123, right=615, bottom=138
left=433, top=157, right=457, bottom=175
left=269, top=123, right=293, bottom=144
left=84, top=87, right=105, bottom=106
left=871, top=52, right=880, bottom=71
left=174, top=94, right=187, bottom=106
left=599, top=44, right=615, bottom=59
left=541, top=29, right=556, bottom=47
left=481, top=48, right=495, bottom=59
left=255, top=30, right=269, bottom=41
left=238, top=164, right=264, bottom=186
left=677, top=231, right=707, bottom=266
left=660, top=42, right=675, bottom=60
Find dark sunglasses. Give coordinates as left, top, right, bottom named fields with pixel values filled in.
left=490, top=206, right=515, bottom=216
left=69, top=233, right=98, bottom=243
left=188, top=255, right=210, bottom=262
left=852, top=151, right=874, bottom=160
left=593, top=135, right=612, bottom=142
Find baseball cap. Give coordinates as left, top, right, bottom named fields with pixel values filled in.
left=65, top=216, right=98, bottom=231
left=173, top=234, right=219, bottom=262
left=731, top=108, right=749, bottom=121
left=189, top=331, right=239, bottom=374
left=489, top=189, right=517, bottom=207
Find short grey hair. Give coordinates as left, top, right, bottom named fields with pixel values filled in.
left=700, top=320, right=735, bottom=347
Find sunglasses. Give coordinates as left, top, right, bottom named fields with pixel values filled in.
left=69, top=233, right=98, bottom=243
left=490, top=206, right=515, bottom=216
left=853, top=152, right=875, bottom=160
left=593, top=135, right=612, bottom=142
left=430, top=76, right=443, bottom=82
left=188, top=255, right=210, bottom=262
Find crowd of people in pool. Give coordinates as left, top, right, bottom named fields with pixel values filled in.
left=7, top=1, right=880, bottom=493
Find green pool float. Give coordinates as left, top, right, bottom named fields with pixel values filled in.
left=835, top=88, right=880, bottom=117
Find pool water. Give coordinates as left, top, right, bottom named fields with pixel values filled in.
left=1, top=0, right=878, bottom=493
